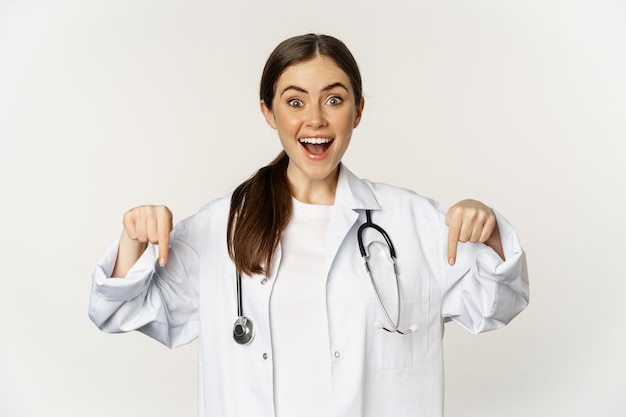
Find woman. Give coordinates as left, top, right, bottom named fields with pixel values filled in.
left=90, top=34, right=529, bottom=417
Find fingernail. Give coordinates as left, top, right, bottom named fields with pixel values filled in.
left=448, top=257, right=455, bottom=266
left=159, top=258, right=166, bottom=267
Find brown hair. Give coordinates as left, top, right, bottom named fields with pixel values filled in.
left=227, top=34, right=363, bottom=277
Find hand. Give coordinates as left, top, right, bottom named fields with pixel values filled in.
left=445, top=199, right=500, bottom=266
left=123, top=205, right=173, bottom=267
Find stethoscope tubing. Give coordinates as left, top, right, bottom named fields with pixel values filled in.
left=358, top=210, right=408, bottom=334
left=236, top=272, right=243, bottom=317
left=357, top=210, right=396, bottom=259
left=233, top=209, right=416, bottom=345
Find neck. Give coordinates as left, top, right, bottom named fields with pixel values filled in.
left=287, top=166, right=339, bottom=205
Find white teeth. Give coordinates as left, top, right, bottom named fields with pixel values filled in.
left=299, top=138, right=332, bottom=144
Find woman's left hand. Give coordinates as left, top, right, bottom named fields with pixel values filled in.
left=445, top=199, right=504, bottom=265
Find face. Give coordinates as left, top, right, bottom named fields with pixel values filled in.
left=261, top=56, right=364, bottom=191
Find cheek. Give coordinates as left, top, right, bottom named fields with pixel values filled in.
left=334, top=113, right=357, bottom=134
left=275, top=112, right=302, bottom=133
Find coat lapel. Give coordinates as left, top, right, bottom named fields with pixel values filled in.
left=323, top=165, right=380, bottom=279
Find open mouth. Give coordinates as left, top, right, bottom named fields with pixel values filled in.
left=298, top=137, right=334, bottom=156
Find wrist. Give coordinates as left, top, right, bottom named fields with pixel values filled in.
left=485, top=224, right=505, bottom=261
left=120, top=228, right=148, bottom=254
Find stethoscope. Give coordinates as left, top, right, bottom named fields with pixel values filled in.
left=233, top=209, right=417, bottom=345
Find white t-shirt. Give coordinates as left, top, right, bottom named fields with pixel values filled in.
left=270, top=198, right=333, bottom=417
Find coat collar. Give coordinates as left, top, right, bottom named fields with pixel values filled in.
left=334, top=164, right=381, bottom=212
left=320, top=164, right=380, bottom=278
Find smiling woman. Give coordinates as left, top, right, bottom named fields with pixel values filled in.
left=231, top=34, right=365, bottom=278
left=89, top=33, right=528, bottom=417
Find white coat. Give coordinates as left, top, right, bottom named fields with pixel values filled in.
left=89, top=165, right=529, bottom=417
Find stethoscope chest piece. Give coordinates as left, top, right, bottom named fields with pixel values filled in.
left=233, top=316, right=254, bottom=345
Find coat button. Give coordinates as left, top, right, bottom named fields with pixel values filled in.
left=261, top=278, right=268, bottom=285
left=334, top=351, right=341, bottom=358
left=262, top=353, right=268, bottom=360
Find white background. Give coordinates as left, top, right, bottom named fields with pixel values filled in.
left=1, top=1, right=625, bottom=416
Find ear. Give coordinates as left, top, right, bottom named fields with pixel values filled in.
left=260, top=100, right=277, bottom=129
left=353, top=97, right=365, bottom=128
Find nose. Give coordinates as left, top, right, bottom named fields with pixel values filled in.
left=306, top=104, right=327, bottom=128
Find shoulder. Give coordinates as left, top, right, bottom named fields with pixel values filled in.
left=196, top=192, right=233, bottom=219
left=171, top=192, right=233, bottom=239
left=360, top=177, right=446, bottom=225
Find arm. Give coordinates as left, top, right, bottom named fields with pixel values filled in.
left=442, top=200, right=529, bottom=333
left=89, top=206, right=200, bottom=348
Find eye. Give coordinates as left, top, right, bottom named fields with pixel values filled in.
left=288, top=98, right=304, bottom=108
left=326, top=96, right=343, bottom=106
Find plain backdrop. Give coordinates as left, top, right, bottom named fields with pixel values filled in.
left=1, top=1, right=625, bottom=416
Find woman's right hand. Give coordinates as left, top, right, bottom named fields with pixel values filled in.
left=122, top=205, right=174, bottom=267
left=112, top=206, right=173, bottom=278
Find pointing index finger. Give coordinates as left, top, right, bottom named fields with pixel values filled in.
left=157, top=210, right=173, bottom=267
left=446, top=209, right=462, bottom=266
left=446, top=216, right=460, bottom=266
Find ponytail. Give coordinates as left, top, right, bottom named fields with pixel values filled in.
left=228, top=33, right=362, bottom=277
left=227, top=151, right=291, bottom=277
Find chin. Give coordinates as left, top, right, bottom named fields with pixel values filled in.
left=306, top=164, right=340, bottom=181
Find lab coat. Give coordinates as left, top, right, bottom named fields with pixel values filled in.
left=89, top=165, right=529, bottom=417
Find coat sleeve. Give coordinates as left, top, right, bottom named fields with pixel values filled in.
left=88, top=213, right=202, bottom=348
left=440, top=210, right=529, bottom=334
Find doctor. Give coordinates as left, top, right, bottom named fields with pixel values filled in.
left=90, top=34, right=529, bottom=417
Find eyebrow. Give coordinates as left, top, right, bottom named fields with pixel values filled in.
left=279, top=82, right=349, bottom=97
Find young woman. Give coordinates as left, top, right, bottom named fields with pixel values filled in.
left=90, top=34, right=529, bottom=417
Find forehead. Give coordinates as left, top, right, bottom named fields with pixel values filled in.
left=276, top=56, right=351, bottom=90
